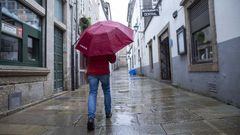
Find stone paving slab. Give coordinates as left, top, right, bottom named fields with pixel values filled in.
left=162, top=120, right=220, bottom=134
left=189, top=104, right=240, bottom=119
left=0, top=123, right=48, bottom=135
left=42, top=126, right=101, bottom=135
left=207, top=116, right=240, bottom=129
left=99, top=125, right=166, bottom=135
left=138, top=109, right=203, bottom=125
left=99, top=126, right=139, bottom=135
left=0, top=111, right=81, bottom=127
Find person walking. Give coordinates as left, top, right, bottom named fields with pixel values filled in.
left=75, top=20, right=133, bottom=130
left=86, top=54, right=116, bottom=131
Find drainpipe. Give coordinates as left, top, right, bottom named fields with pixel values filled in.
left=44, top=0, right=47, bottom=67
left=75, top=0, right=79, bottom=89
left=70, top=4, right=75, bottom=91
left=139, top=0, right=143, bottom=75
left=0, top=3, right=2, bottom=42
left=75, top=0, right=79, bottom=40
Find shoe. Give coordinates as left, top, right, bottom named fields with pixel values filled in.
left=87, top=118, right=95, bottom=131
left=106, top=112, right=112, bottom=118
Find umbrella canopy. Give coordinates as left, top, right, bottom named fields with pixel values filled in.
left=75, top=20, right=133, bottom=56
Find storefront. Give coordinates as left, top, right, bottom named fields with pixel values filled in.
left=0, top=0, right=43, bottom=67
left=0, top=0, right=49, bottom=112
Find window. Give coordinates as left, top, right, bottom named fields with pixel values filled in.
left=0, top=34, right=20, bottom=61
left=192, top=26, right=212, bottom=63
left=54, top=0, right=64, bottom=22
left=182, top=0, right=218, bottom=71
left=131, top=55, right=134, bottom=68
left=148, top=41, right=153, bottom=70
left=34, top=0, right=42, bottom=5
left=189, top=0, right=212, bottom=64
left=28, top=36, right=39, bottom=61
left=138, top=49, right=140, bottom=62
left=133, top=54, right=136, bottom=67
left=0, top=0, right=42, bottom=30
left=0, top=1, right=6, bottom=7
left=0, top=2, right=42, bottom=67
left=0, top=17, right=22, bottom=62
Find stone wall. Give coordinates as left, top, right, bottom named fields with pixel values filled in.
left=0, top=75, right=49, bottom=112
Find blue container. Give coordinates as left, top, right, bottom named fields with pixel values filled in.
left=129, top=69, right=136, bottom=76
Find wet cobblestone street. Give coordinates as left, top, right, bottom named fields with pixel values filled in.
left=0, top=68, right=240, bottom=135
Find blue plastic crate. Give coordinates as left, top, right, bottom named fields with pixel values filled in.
left=129, top=69, right=136, bottom=76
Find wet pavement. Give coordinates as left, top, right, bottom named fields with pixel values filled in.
left=0, top=68, right=240, bottom=135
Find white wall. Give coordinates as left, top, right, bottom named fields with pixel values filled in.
left=89, top=0, right=100, bottom=23
left=214, top=0, right=240, bottom=43
left=130, top=0, right=143, bottom=69
left=143, top=0, right=185, bottom=67
left=80, top=0, right=100, bottom=23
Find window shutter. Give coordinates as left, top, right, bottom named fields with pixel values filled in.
left=189, top=0, right=209, bottom=33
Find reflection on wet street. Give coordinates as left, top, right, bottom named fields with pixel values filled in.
left=0, top=68, right=240, bottom=135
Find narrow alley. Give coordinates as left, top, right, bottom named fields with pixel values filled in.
left=0, top=68, right=240, bottom=135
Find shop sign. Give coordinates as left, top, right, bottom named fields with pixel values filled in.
left=142, top=8, right=159, bottom=17
left=1, top=22, right=22, bottom=38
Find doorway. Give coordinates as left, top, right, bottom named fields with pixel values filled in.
left=159, top=31, right=172, bottom=81
left=54, top=27, right=64, bottom=92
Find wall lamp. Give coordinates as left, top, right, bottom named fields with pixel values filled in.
left=133, top=24, right=144, bottom=33
left=133, top=24, right=139, bottom=32
left=172, top=10, right=178, bottom=19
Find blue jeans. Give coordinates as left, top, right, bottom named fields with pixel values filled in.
left=88, top=75, right=111, bottom=119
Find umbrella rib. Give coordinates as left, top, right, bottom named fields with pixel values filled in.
left=113, top=34, right=125, bottom=52
left=115, top=34, right=124, bottom=45
left=85, top=34, right=93, bottom=55
left=105, top=32, right=115, bottom=54
left=114, top=28, right=126, bottom=45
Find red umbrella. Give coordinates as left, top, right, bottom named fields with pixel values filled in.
left=75, top=20, right=133, bottom=56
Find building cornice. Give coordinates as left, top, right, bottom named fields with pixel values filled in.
left=54, top=19, right=67, bottom=31
left=0, top=66, right=50, bottom=77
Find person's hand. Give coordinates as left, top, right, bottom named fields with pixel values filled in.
left=84, top=69, right=88, bottom=82
left=108, top=54, right=116, bottom=63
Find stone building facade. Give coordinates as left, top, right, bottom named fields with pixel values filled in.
left=0, top=0, right=111, bottom=114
